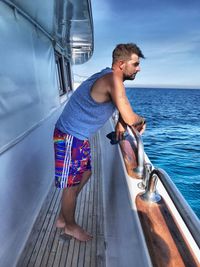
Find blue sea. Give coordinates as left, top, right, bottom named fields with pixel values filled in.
left=126, top=87, right=200, bottom=219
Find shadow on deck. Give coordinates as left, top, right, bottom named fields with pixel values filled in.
left=17, top=136, right=105, bottom=267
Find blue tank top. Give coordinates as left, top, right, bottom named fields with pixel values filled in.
left=56, top=68, right=116, bottom=140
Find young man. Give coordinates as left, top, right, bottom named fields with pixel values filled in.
left=54, top=43, right=145, bottom=241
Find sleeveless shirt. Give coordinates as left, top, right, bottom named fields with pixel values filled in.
left=55, top=68, right=116, bottom=140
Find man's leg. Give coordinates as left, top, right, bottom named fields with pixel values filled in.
left=56, top=170, right=92, bottom=227
left=56, top=170, right=92, bottom=241
left=77, top=169, right=92, bottom=195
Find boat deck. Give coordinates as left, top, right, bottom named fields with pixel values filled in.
left=17, top=136, right=106, bottom=267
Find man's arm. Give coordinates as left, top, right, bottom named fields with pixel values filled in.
left=109, top=75, right=143, bottom=126
left=115, top=113, right=146, bottom=140
left=115, top=113, right=127, bottom=140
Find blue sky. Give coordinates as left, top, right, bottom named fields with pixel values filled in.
left=73, top=0, right=200, bottom=88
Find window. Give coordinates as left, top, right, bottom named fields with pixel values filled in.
left=55, top=53, right=66, bottom=96
left=64, top=60, right=73, bottom=92
left=55, top=53, right=73, bottom=96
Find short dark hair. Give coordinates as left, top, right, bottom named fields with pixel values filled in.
left=112, top=43, right=145, bottom=64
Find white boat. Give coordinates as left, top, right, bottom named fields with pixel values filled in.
left=0, top=1, right=199, bottom=266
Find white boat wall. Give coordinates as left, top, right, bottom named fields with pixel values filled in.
left=0, top=1, right=93, bottom=266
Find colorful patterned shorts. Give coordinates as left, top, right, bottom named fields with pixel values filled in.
left=54, top=128, right=91, bottom=188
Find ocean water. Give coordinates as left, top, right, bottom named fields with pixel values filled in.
left=126, top=87, right=200, bottom=219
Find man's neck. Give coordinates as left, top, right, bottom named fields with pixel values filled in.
left=111, top=65, right=124, bottom=81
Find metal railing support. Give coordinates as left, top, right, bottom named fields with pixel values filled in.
left=127, top=126, right=144, bottom=178
left=140, top=169, right=161, bottom=203
left=138, top=162, right=152, bottom=189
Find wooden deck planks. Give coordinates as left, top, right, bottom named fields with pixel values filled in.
left=17, top=186, right=60, bottom=267
left=17, top=135, right=106, bottom=267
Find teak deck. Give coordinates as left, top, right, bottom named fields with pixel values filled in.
left=17, top=136, right=106, bottom=267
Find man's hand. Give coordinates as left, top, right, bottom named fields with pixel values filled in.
left=131, top=119, right=146, bottom=135
left=115, top=121, right=126, bottom=141
left=138, top=122, right=146, bottom=135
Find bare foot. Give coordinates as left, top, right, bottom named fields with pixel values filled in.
left=55, top=219, right=66, bottom=229
left=64, top=224, right=93, bottom=242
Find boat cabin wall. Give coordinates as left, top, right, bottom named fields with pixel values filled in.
left=0, top=2, right=71, bottom=266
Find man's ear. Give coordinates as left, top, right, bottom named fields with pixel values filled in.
left=119, top=60, right=125, bottom=70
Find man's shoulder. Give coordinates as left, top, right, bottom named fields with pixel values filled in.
left=92, top=71, right=113, bottom=87
left=101, top=71, right=122, bottom=85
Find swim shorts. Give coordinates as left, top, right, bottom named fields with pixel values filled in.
left=54, top=128, right=91, bottom=188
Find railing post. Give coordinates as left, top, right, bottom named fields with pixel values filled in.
left=127, top=126, right=144, bottom=179
left=140, top=169, right=161, bottom=203
left=112, top=114, right=145, bottom=180
left=138, top=163, right=152, bottom=189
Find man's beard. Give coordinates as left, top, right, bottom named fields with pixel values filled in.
left=123, top=73, right=136, bottom=81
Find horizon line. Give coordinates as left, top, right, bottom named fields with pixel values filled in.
left=125, top=84, right=200, bottom=89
